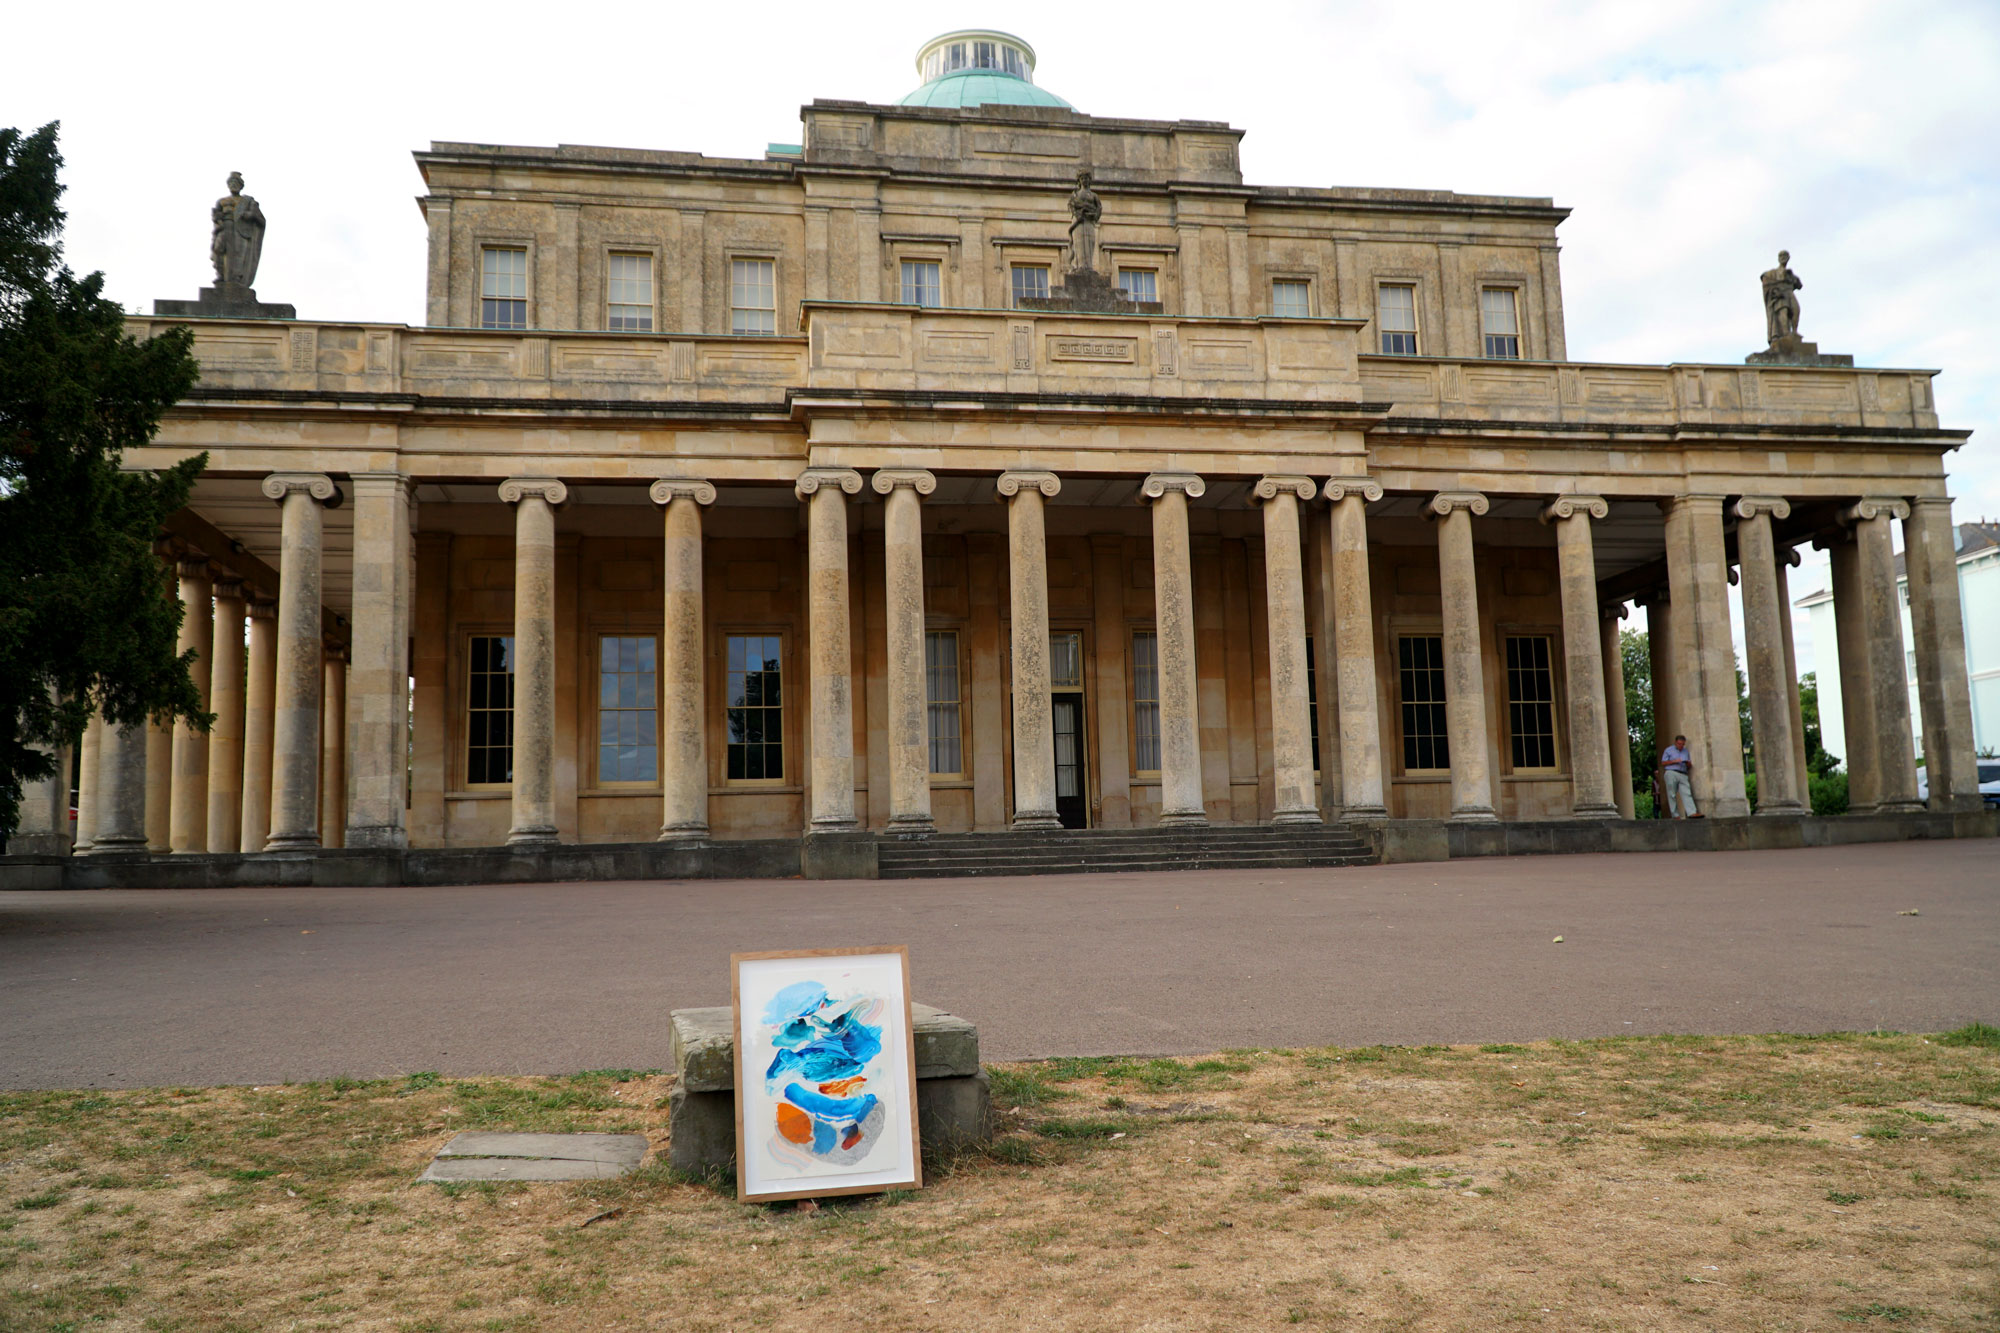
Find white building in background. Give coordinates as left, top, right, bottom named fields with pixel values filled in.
left=1799, top=520, right=2000, bottom=767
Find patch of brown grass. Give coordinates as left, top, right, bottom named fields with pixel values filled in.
left=2, top=1031, right=1997, bottom=1330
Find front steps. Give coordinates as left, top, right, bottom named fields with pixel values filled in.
left=874, top=822, right=1378, bottom=880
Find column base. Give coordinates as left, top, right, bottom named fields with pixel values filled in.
left=263, top=834, right=321, bottom=851
left=86, top=838, right=150, bottom=855
left=657, top=824, right=709, bottom=843
left=1271, top=808, right=1324, bottom=826
left=1569, top=802, right=1621, bottom=820
left=506, top=827, right=559, bottom=848
left=808, top=817, right=861, bottom=834
left=1009, top=812, right=1062, bottom=832
left=1450, top=807, right=1499, bottom=823
left=1157, top=810, right=1209, bottom=828
left=886, top=815, right=936, bottom=837
left=1340, top=804, right=1389, bottom=821
left=1873, top=799, right=1924, bottom=815
left=345, top=825, right=409, bottom=850
left=1752, top=801, right=1807, bottom=817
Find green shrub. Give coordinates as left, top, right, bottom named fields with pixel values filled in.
left=1633, top=790, right=1656, bottom=819
left=1810, top=771, right=1849, bottom=817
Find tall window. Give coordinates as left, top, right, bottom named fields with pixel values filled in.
left=1398, top=634, right=1449, bottom=773
left=1271, top=279, right=1311, bottom=318
left=1011, top=264, right=1050, bottom=306
left=1050, top=632, right=1083, bottom=690
left=925, top=631, right=962, bottom=776
left=1118, top=268, right=1157, bottom=304
left=1305, top=635, right=1321, bottom=773
left=467, top=635, right=515, bottom=784
left=480, top=247, right=528, bottom=330
left=1506, top=635, right=1557, bottom=770
left=1481, top=288, right=1521, bottom=359
left=1132, top=630, right=1161, bottom=773
left=1378, top=284, right=1419, bottom=355
left=901, top=260, right=942, bottom=308
left=731, top=258, right=776, bottom=335
left=598, top=635, right=658, bottom=783
left=606, top=253, right=654, bottom=332
left=725, top=634, right=783, bottom=780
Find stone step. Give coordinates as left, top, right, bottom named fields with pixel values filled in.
left=880, top=856, right=1375, bottom=880
left=871, top=821, right=1378, bottom=879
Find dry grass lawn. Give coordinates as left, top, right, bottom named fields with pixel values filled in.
left=3, top=1027, right=1997, bottom=1331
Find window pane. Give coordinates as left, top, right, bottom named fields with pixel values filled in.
left=731, top=259, right=777, bottom=335
left=467, top=634, right=516, bottom=785
left=1506, top=635, right=1557, bottom=770
left=1132, top=631, right=1161, bottom=772
left=1011, top=265, right=1050, bottom=306
left=597, top=635, right=658, bottom=783
left=1481, top=288, right=1520, bottom=359
left=1306, top=635, right=1321, bottom=773
left=1272, top=280, right=1310, bottom=318
left=726, top=633, right=783, bottom=782
left=1118, top=269, right=1156, bottom=303
left=1398, top=635, right=1449, bottom=772
left=900, top=260, right=941, bottom=308
left=926, top=630, right=961, bottom=774
left=1049, top=632, right=1082, bottom=689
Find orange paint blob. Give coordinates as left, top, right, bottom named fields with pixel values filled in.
left=817, top=1076, right=867, bottom=1097
left=775, top=1102, right=813, bottom=1144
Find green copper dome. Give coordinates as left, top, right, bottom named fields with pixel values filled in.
left=897, top=30, right=1073, bottom=110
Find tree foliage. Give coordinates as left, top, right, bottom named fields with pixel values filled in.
left=1619, top=627, right=1654, bottom=802
left=0, top=122, right=207, bottom=836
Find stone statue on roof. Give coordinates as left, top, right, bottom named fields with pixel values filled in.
left=1760, top=249, right=1802, bottom=343
left=1067, top=169, right=1102, bottom=273
left=211, top=171, right=267, bottom=291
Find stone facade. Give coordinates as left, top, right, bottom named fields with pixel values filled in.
left=37, top=36, right=1983, bottom=861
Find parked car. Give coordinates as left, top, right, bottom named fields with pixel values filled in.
left=1914, top=761, right=2000, bottom=807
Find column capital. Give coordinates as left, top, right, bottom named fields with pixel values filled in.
left=1777, top=543, right=1802, bottom=568
left=795, top=467, right=862, bottom=500
left=1539, top=494, right=1608, bottom=523
left=247, top=596, right=277, bottom=620
left=323, top=640, right=348, bottom=664
left=348, top=471, right=414, bottom=499
left=498, top=477, right=568, bottom=506
left=1732, top=495, right=1792, bottom=521
left=1140, top=472, right=1205, bottom=501
left=1601, top=601, right=1629, bottom=622
left=1840, top=496, right=1912, bottom=525
left=996, top=470, right=1061, bottom=500
left=1322, top=476, right=1384, bottom=504
left=261, top=472, right=336, bottom=504
left=1251, top=475, right=1317, bottom=504
left=870, top=468, right=936, bottom=497
left=176, top=555, right=212, bottom=579
left=648, top=477, right=716, bottom=506
left=211, top=575, right=245, bottom=600
left=1427, top=490, right=1488, bottom=519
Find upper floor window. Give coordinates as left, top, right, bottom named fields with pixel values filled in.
left=480, top=247, right=528, bottom=330
left=901, top=260, right=942, bottom=308
left=926, top=630, right=962, bottom=776
left=731, top=258, right=776, bottom=335
left=1398, top=634, right=1448, bottom=774
left=467, top=634, right=515, bottom=784
left=1118, top=268, right=1157, bottom=304
left=1378, top=283, right=1419, bottom=355
left=1505, top=635, right=1557, bottom=770
left=1011, top=264, right=1050, bottom=307
left=598, top=635, right=658, bottom=784
left=1271, top=279, right=1312, bottom=319
left=606, top=252, right=654, bottom=332
left=1481, top=288, right=1521, bottom=359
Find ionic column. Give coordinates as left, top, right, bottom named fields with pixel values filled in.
left=873, top=469, right=938, bottom=834
left=319, top=643, right=348, bottom=848
left=206, top=576, right=247, bottom=852
left=168, top=557, right=213, bottom=853
left=1903, top=497, right=1982, bottom=812
left=345, top=473, right=413, bottom=848
left=1733, top=497, right=1806, bottom=814
left=1428, top=491, right=1495, bottom=821
left=1142, top=473, right=1208, bottom=826
left=75, top=713, right=104, bottom=852
left=499, top=477, right=567, bottom=847
left=1600, top=604, right=1636, bottom=818
left=651, top=478, right=716, bottom=840
left=1540, top=496, right=1618, bottom=818
left=261, top=472, right=335, bottom=850
left=11, top=693, right=69, bottom=855
left=997, top=471, right=1062, bottom=831
left=1662, top=495, right=1749, bottom=817
left=91, top=721, right=152, bottom=853
left=1640, top=589, right=1678, bottom=751
left=1254, top=477, right=1322, bottom=824
left=241, top=598, right=278, bottom=851
left=1324, top=478, right=1386, bottom=818
left=797, top=468, right=864, bottom=832
left=145, top=721, right=172, bottom=852
left=1773, top=547, right=1811, bottom=799
left=1824, top=529, right=1878, bottom=812
left=1843, top=498, right=1920, bottom=813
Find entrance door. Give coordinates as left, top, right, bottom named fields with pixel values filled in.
left=1052, top=695, right=1088, bottom=828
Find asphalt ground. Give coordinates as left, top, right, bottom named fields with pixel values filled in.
left=2, top=840, right=1994, bottom=1090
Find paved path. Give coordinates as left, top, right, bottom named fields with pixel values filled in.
left=2, top=841, right=1994, bottom=1090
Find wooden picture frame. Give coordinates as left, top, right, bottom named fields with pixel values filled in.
left=731, top=947, right=923, bottom=1203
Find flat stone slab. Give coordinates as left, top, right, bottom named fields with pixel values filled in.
left=419, top=1131, right=648, bottom=1183
left=670, top=1001, right=979, bottom=1092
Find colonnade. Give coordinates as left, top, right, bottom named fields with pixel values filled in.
left=29, top=472, right=1985, bottom=860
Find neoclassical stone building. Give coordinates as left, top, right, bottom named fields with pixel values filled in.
left=18, top=29, right=1988, bottom=875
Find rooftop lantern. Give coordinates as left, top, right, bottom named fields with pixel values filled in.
left=899, top=29, right=1073, bottom=109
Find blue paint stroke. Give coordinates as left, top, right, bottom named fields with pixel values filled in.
left=760, top=980, right=830, bottom=1027
left=764, top=1006, right=883, bottom=1085
left=781, top=1083, right=880, bottom=1122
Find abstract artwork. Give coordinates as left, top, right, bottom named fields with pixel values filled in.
left=732, top=948, right=922, bottom=1202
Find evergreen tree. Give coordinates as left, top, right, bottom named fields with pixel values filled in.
left=0, top=122, right=208, bottom=837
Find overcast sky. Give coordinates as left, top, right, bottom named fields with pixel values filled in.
left=11, top=0, right=1997, bottom=669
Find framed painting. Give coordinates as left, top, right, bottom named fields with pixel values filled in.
left=731, top=947, right=923, bottom=1203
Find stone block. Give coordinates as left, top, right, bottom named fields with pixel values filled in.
left=668, top=1085, right=736, bottom=1174
left=1608, top=820, right=1679, bottom=853
left=671, top=1002, right=980, bottom=1093
left=421, top=1156, right=636, bottom=1182
left=917, top=1068, right=993, bottom=1153
left=1372, top=820, right=1447, bottom=864
left=421, top=1130, right=649, bottom=1182
left=0, top=857, right=67, bottom=891
left=800, top=830, right=879, bottom=879
left=1448, top=823, right=1508, bottom=859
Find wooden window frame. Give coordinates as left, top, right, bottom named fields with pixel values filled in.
left=1396, top=631, right=1451, bottom=777
left=721, top=629, right=787, bottom=786
left=1480, top=284, right=1524, bottom=360
left=1376, top=282, right=1420, bottom=356
left=729, top=255, right=779, bottom=336
left=477, top=243, right=531, bottom=331
left=1130, top=627, right=1162, bottom=777
left=604, top=249, right=658, bottom=334
left=1503, top=632, right=1562, bottom=775
left=1270, top=276, right=1313, bottom=319
left=463, top=630, right=516, bottom=790
left=925, top=628, right=964, bottom=779
left=594, top=632, right=661, bottom=789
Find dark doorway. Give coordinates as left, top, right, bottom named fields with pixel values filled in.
left=1053, top=694, right=1088, bottom=828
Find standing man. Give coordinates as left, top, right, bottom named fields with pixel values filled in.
left=1659, top=733, right=1703, bottom=819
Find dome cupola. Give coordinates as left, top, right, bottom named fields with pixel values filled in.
left=898, top=29, right=1073, bottom=110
